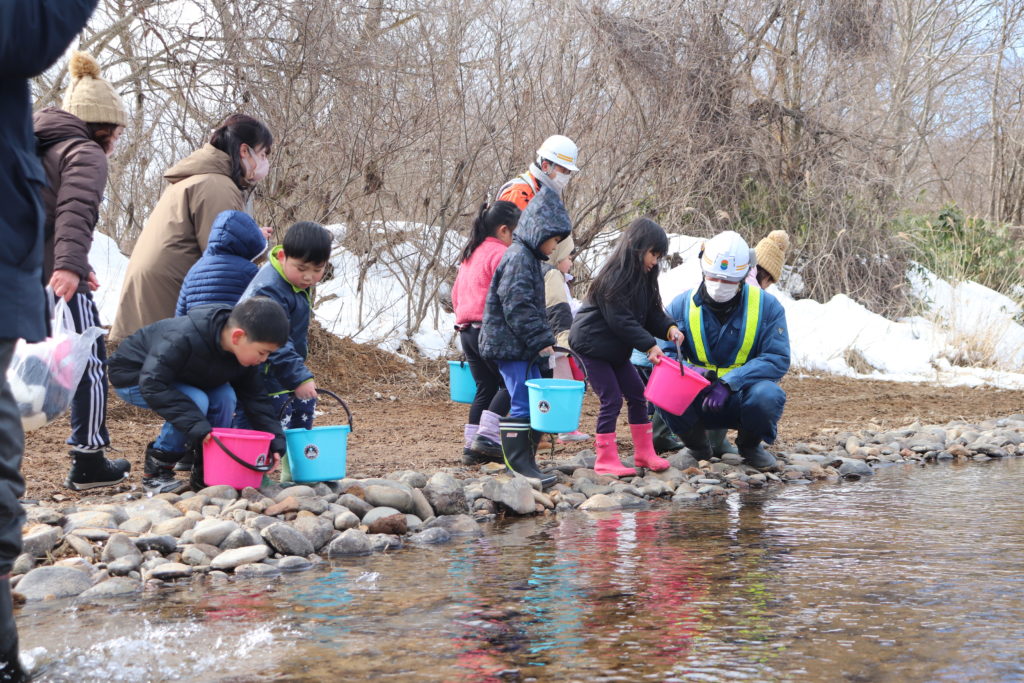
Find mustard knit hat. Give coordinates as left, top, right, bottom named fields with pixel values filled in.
left=61, top=52, right=127, bottom=126
left=754, top=230, right=790, bottom=282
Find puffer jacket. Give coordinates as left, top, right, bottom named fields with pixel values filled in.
left=176, top=210, right=266, bottom=316
left=34, top=107, right=108, bottom=294
left=239, top=246, right=314, bottom=394
left=570, top=275, right=676, bottom=364
left=480, top=187, right=572, bottom=361
left=108, top=304, right=285, bottom=453
left=111, top=143, right=246, bottom=340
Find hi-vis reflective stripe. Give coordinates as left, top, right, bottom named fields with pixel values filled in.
left=687, top=285, right=763, bottom=378
left=555, top=152, right=575, bottom=164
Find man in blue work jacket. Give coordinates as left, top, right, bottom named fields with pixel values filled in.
left=659, top=231, right=789, bottom=470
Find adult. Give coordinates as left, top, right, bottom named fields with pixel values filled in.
left=110, top=113, right=273, bottom=340
left=496, top=135, right=580, bottom=210
left=659, top=231, right=790, bottom=470
left=34, top=51, right=131, bottom=491
left=1, top=1, right=101, bottom=679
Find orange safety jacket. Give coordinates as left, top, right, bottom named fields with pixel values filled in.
left=495, top=172, right=540, bottom=211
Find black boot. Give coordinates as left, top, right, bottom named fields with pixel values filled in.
left=736, top=431, right=778, bottom=470
left=708, top=429, right=739, bottom=457
left=173, top=450, right=194, bottom=472
left=64, top=448, right=131, bottom=491
left=0, top=576, right=28, bottom=683
left=143, top=442, right=187, bottom=495
left=500, top=418, right=556, bottom=489
left=679, top=424, right=713, bottom=461
left=187, top=442, right=206, bottom=492
left=652, top=412, right=684, bottom=454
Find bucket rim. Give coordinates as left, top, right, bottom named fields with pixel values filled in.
left=525, top=378, right=585, bottom=390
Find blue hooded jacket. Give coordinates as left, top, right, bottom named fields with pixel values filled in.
left=176, top=210, right=266, bottom=316
left=480, top=187, right=572, bottom=361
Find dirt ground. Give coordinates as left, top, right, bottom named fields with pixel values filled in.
left=21, top=327, right=1023, bottom=502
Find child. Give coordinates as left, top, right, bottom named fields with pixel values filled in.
left=480, top=187, right=571, bottom=488
left=451, top=201, right=520, bottom=465
left=568, top=218, right=684, bottom=477
left=107, top=297, right=290, bottom=494
left=238, top=221, right=331, bottom=479
left=176, top=210, right=268, bottom=316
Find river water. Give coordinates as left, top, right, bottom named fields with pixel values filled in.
left=18, top=458, right=1024, bottom=682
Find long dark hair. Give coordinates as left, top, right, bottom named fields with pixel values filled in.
left=459, top=201, right=521, bottom=263
left=588, top=217, right=670, bottom=306
left=86, top=122, right=119, bottom=154
left=210, top=114, right=274, bottom=190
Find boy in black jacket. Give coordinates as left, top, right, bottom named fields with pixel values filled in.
left=108, top=297, right=289, bottom=493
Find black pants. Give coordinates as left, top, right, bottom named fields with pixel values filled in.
left=53, top=291, right=109, bottom=450
left=0, top=340, right=24, bottom=573
left=459, top=326, right=510, bottom=424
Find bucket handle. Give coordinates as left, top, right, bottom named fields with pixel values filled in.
left=527, top=345, right=589, bottom=389
left=278, top=388, right=354, bottom=432
left=210, top=433, right=276, bottom=473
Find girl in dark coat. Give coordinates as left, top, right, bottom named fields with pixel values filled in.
left=480, top=187, right=570, bottom=488
left=569, top=218, right=684, bottom=476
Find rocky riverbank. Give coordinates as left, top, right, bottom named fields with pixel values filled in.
left=11, top=414, right=1024, bottom=603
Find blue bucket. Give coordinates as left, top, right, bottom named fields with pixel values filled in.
left=525, top=378, right=586, bottom=433
left=281, top=390, right=353, bottom=483
left=448, top=360, right=476, bottom=404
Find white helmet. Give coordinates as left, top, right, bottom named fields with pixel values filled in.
left=701, top=231, right=754, bottom=282
left=536, top=135, right=580, bottom=172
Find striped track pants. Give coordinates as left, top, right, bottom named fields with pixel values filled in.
left=51, top=291, right=109, bottom=450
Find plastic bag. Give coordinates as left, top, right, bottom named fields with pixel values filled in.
left=6, top=296, right=104, bottom=432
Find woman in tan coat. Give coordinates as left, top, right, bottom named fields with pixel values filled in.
left=110, top=114, right=273, bottom=340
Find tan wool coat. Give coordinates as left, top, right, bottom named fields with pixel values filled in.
left=110, top=144, right=245, bottom=340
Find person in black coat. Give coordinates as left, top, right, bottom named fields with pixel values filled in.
left=569, top=218, right=684, bottom=477
left=108, top=298, right=290, bottom=494
left=0, top=2, right=100, bottom=679
left=480, top=187, right=571, bottom=487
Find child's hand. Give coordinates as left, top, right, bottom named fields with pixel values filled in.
left=260, top=226, right=273, bottom=240
left=647, top=345, right=665, bottom=365
left=270, top=452, right=282, bottom=473
left=295, top=380, right=317, bottom=401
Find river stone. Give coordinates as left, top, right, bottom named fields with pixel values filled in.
left=12, top=554, right=34, bottom=576
left=423, top=473, right=468, bottom=516
left=364, top=485, right=414, bottom=513
left=410, top=487, right=434, bottom=521
left=405, top=515, right=424, bottom=531
left=532, top=490, right=554, bottom=508
left=181, top=546, right=210, bottom=566
left=68, top=527, right=110, bottom=542
left=119, top=517, right=152, bottom=534
left=368, top=534, right=403, bottom=552
left=107, top=555, right=142, bottom=576
left=388, top=470, right=428, bottom=489
left=152, top=516, right=196, bottom=538
left=579, top=494, right=621, bottom=511
left=195, top=485, right=238, bottom=500
left=175, top=495, right=209, bottom=514
left=292, top=516, right=334, bottom=551
left=25, top=506, right=64, bottom=526
left=838, top=458, right=874, bottom=478
left=333, top=509, right=360, bottom=531
left=409, top=527, right=451, bottom=545
left=211, top=545, right=269, bottom=570
left=261, top=523, right=315, bottom=557
left=611, top=492, right=649, bottom=508
left=80, top=577, right=142, bottom=599
left=366, top=514, right=408, bottom=536
left=276, top=485, right=316, bottom=501
left=337, top=494, right=373, bottom=518
left=193, top=520, right=239, bottom=547
left=248, top=515, right=278, bottom=532
left=278, top=556, right=313, bottom=572
left=64, top=511, right=117, bottom=532
left=297, top=497, right=329, bottom=515
left=326, top=529, right=372, bottom=557
left=234, top=562, right=280, bottom=578
left=971, top=442, right=1009, bottom=458
left=264, top=496, right=300, bottom=517
left=667, top=451, right=699, bottom=470
left=102, top=533, right=142, bottom=563
left=63, top=534, right=95, bottom=560
left=125, top=498, right=182, bottom=525
left=577, top=480, right=613, bottom=498
left=22, top=525, right=62, bottom=558
left=481, top=477, right=534, bottom=515
left=148, top=562, right=193, bottom=580
left=362, top=506, right=403, bottom=526
left=133, top=534, right=178, bottom=555
left=560, top=492, right=587, bottom=507
left=424, top=514, right=482, bottom=537
left=16, top=566, right=93, bottom=601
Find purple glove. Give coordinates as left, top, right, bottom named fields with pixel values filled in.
left=702, top=381, right=730, bottom=412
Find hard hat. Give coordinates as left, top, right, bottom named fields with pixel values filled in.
left=536, top=135, right=579, bottom=172
left=701, top=231, right=753, bottom=282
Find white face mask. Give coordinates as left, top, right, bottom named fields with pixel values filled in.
left=244, top=145, right=270, bottom=183
left=548, top=170, right=571, bottom=192
left=704, top=279, right=740, bottom=303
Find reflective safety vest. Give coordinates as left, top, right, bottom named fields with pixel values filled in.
left=496, top=172, right=538, bottom=208
left=686, top=284, right=763, bottom=378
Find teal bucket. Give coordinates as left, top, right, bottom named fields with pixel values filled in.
left=282, top=390, right=353, bottom=483
left=448, top=360, right=476, bottom=404
left=525, top=378, right=586, bottom=433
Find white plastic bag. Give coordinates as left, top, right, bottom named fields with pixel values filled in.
left=6, top=296, right=104, bottom=432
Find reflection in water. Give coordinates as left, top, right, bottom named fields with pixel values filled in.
left=18, top=458, right=1024, bottom=682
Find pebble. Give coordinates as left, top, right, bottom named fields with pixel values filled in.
left=261, top=523, right=315, bottom=557
left=15, top=566, right=93, bottom=601
left=211, top=545, right=269, bottom=570
left=148, top=562, right=193, bottom=581
left=326, top=529, right=372, bottom=557
left=79, top=577, right=142, bottom=599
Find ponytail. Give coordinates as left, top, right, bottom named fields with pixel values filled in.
left=458, top=200, right=520, bottom=263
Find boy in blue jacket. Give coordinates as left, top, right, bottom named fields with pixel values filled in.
left=659, top=231, right=790, bottom=470
left=238, top=221, right=331, bottom=478
left=176, top=210, right=267, bottom=316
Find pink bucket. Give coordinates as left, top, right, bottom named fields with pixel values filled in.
left=644, top=357, right=711, bottom=416
left=203, top=428, right=275, bottom=490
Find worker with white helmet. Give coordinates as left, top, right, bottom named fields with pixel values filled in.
left=658, top=230, right=790, bottom=469
left=496, top=134, right=580, bottom=210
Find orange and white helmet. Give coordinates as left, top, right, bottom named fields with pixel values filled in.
left=536, top=135, right=580, bottom=172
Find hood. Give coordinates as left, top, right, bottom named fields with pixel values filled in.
left=206, top=210, right=267, bottom=260
left=164, top=143, right=233, bottom=185
left=514, top=186, right=572, bottom=257
left=32, top=107, right=91, bottom=147
left=186, top=304, right=232, bottom=356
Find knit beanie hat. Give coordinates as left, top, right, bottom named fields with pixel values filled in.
left=61, top=52, right=127, bottom=126
left=754, top=230, right=790, bottom=282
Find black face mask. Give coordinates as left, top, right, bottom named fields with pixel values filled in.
left=698, top=281, right=743, bottom=323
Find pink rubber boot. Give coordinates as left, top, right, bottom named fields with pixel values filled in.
left=630, top=423, right=670, bottom=472
left=594, top=433, right=637, bottom=477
